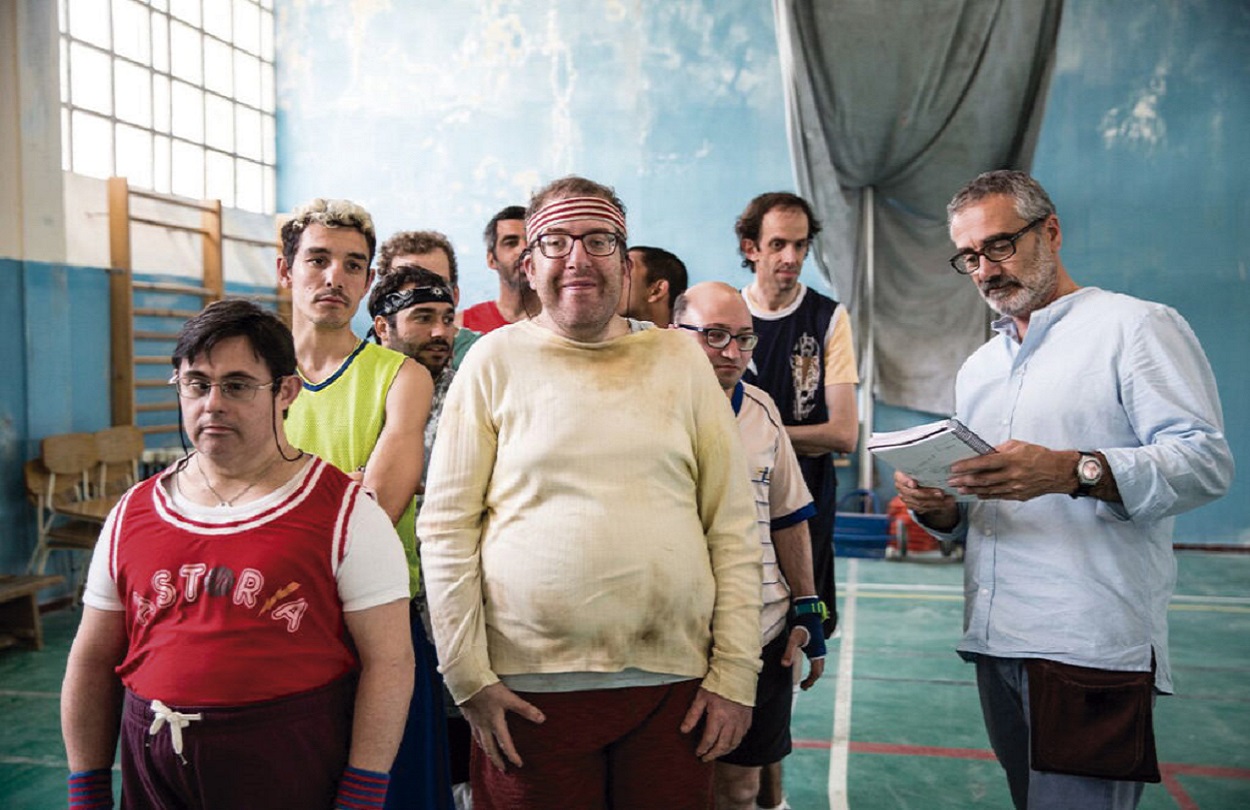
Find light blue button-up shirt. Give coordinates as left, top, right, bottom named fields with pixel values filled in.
left=932, top=287, right=1233, bottom=692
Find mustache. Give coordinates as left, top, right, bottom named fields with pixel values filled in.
left=421, top=339, right=451, bottom=350
left=980, top=278, right=1020, bottom=293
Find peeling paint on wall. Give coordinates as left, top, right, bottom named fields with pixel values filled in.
left=274, top=0, right=790, bottom=309
left=1099, top=64, right=1169, bottom=150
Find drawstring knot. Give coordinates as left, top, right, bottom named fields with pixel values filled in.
left=148, top=700, right=202, bottom=764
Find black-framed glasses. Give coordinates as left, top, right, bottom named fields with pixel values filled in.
left=676, top=324, right=759, bottom=351
left=533, top=231, right=621, bottom=259
left=169, top=375, right=280, bottom=402
left=948, top=217, right=1047, bottom=274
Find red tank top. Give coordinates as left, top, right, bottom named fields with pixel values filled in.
left=107, top=458, right=362, bottom=705
left=462, top=300, right=510, bottom=333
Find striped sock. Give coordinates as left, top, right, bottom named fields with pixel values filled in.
left=334, top=765, right=391, bottom=810
left=67, top=769, right=113, bottom=809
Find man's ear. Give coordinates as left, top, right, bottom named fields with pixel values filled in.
left=1043, top=214, right=1062, bottom=253
left=373, top=314, right=391, bottom=344
left=647, top=278, right=669, bottom=305
left=522, top=253, right=536, bottom=288
left=277, top=255, right=292, bottom=288
left=277, top=373, right=301, bottom=408
left=740, top=238, right=760, bottom=268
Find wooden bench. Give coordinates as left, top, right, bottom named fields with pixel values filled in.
left=0, top=574, right=65, bottom=651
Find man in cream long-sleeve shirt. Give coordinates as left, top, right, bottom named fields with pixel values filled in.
left=418, top=176, right=762, bottom=810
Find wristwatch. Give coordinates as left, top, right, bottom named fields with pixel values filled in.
left=1071, top=451, right=1103, bottom=498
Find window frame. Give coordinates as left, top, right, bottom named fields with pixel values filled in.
left=58, top=0, right=277, bottom=214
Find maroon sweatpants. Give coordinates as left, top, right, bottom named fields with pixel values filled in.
left=472, top=679, right=713, bottom=810
left=119, top=677, right=354, bottom=809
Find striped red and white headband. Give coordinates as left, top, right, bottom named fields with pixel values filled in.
left=526, top=196, right=628, bottom=244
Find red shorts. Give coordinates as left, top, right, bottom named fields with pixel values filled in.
left=472, top=679, right=713, bottom=810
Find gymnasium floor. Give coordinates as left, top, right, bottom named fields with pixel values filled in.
left=2, top=552, right=1247, bottom=809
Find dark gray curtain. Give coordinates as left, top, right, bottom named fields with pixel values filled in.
left=774, top=0, right=1064, bottom=414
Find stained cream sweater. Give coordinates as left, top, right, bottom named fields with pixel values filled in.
left=418, top=320, right=763, bottom=706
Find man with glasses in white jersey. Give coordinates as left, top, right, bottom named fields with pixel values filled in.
left=673, top=282, right=826, bottom=810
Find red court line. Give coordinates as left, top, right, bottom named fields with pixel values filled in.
left=1152, top=764, right=1250, bottom=810
left=1162, top=770, right=1199, bottom=810
left=1163, top=763, right=1250, bottom=780
left=792, top=739, right=994, bottom=761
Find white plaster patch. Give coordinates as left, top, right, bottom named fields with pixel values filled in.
left=512, top=169, right=542, bottom=199
left=540, top=8, right=579, bottom=175
left=1100, top=63, right=1169, bottom=150
left=604, top=0, right=627, bottom=23
left=347, top=0, right=389, bottom=87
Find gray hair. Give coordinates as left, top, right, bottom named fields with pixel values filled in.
left=947, top=170, right=1056, bottom=225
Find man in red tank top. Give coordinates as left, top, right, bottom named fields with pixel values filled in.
left=61, top=300, right=414, bottom=810
left=460, top=205, right=541, bottom=332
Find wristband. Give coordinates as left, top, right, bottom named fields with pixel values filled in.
left=335, top=765, right=391, bottom=810
left=791, top=596, right=828, bottom=621
left=791, top=597, right=828, bottom=660
left=68, top=768, right=114, bottom=809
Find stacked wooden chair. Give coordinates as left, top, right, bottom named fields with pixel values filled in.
left=23, top=426, right=145, bottom=584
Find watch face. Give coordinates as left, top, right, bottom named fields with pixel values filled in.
left=1079, top=457, right=1102, bottom=483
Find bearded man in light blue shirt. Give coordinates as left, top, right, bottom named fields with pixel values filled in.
left=894, top=170, right=1233, bottom=810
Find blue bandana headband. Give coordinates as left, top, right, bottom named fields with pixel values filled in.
left=369, top=285, right=454, bottom=319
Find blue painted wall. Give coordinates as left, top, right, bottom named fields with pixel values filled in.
left=273, top=0, right=1247, bottom=543
left=873, top=0, right=1249, bottom=543
left=275, top=0, right=792, bottom=317
left=0, top=258, right=32, bottom=577
left=1030, top=0, right=1249, bottom=542
left=0, top=260, right=280, bottom=580
left=9, top=0, right=1234, bottom=577
left=0, top=259, right=111, bottom=580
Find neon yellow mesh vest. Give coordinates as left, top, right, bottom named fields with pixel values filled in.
left=286, top=341, right=419, bottom=596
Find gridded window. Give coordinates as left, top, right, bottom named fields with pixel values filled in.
left=59, top=0, right=277, bottom=214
